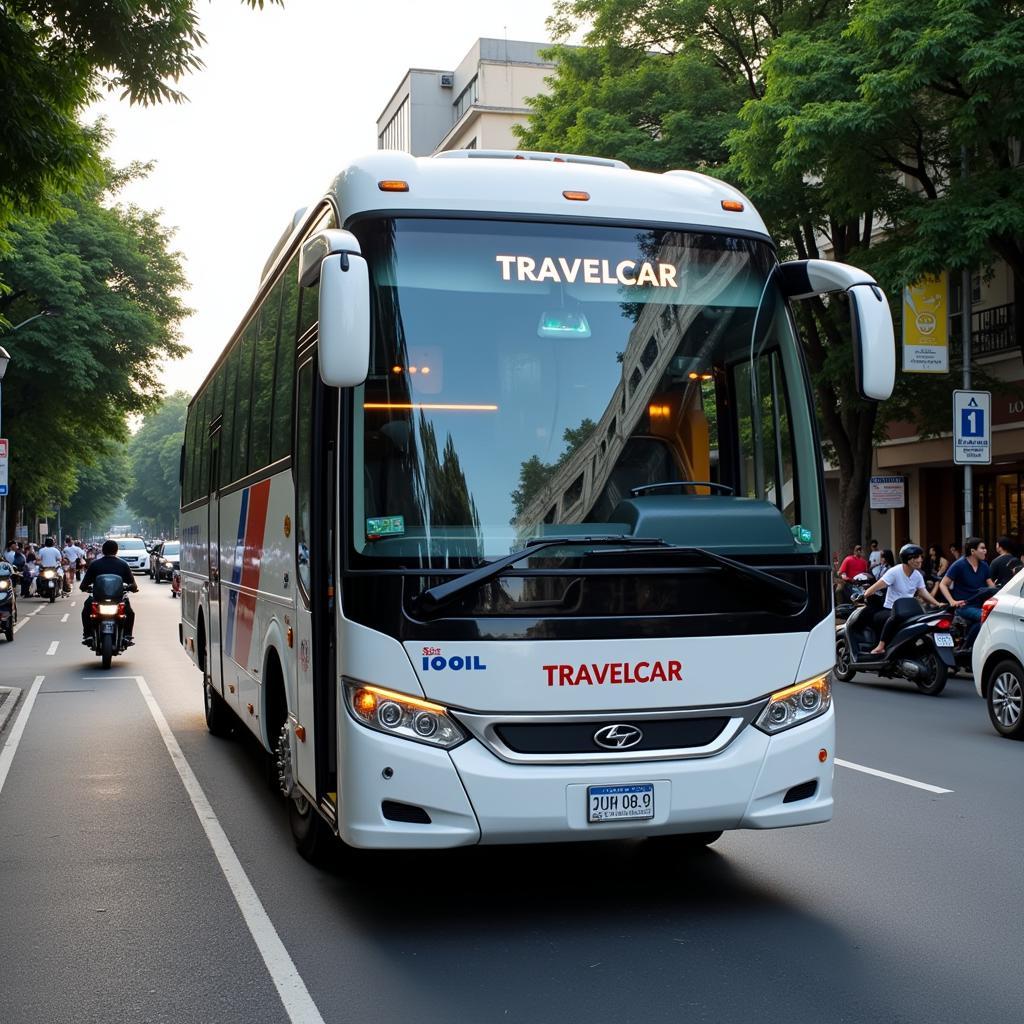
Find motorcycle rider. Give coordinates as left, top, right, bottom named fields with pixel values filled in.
left=62, top=536, right=85, bottom=581
left=938, top=537, right=996, bottom=648
left=79, top=539, right=138, bottom=644
left=838, top=543, right=870, bottom=601
left=862, top=543, right=943, bottom=655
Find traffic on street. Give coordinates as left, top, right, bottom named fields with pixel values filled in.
left=1, top=577, right=1020, bottom=1024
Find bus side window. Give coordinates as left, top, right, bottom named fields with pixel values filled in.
left=272, top=253, right=300, bottom=462
left=233, top=325, right=256, bottom=480
left=251, top=280, right=283, bottom=469
left=295, top=359, right=314, bottom=595
left=220, top=344, right=239, bottom=487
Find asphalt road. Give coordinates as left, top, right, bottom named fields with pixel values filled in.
left=1, top=581, right=1020, bottom=1024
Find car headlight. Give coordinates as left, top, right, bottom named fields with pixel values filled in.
left=0, top=580, right=9, bottom=590
left=754, top=674, right=831, bottom=734
left=344, top=679, right=466, bottom=749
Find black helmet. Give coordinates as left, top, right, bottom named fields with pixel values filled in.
left=899, top=543, right=924, bottom=564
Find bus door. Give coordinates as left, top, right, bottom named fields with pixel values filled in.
left=206, top=426, right=225, bottom=698
left=293, top=349, right=338, bottom=813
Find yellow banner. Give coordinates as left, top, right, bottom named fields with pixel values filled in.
left=902, top=275, right=949, bottom=373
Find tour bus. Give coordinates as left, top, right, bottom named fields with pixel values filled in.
left=179, top=150, right=894, bottom=862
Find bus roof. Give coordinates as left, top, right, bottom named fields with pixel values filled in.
left=329, top=150, right=770, bottom=240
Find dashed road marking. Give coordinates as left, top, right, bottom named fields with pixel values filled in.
left=45, top=641, right=59, bottom=656
left=0, top=677, right=45, bottom=797
left=60, top=614, right=69, bottom=623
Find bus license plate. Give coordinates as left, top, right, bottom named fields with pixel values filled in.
left=934, top=633, right=954, bottom=647
left=587, top=784, right=654, bottom=823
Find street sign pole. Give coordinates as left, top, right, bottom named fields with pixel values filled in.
left=962, top=264, right=973, bottom=541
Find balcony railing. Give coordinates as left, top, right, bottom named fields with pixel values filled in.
left=950, top=301, right=1017, bottom=358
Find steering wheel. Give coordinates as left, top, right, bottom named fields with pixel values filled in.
left=630, top=481, right=735, bottom=497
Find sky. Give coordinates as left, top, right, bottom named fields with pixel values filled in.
left=89, top=0, right=567, bottom=397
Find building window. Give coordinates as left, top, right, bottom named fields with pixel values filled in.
left=454, top=75, right=478, bottom=121
left=464, top=138, right=477, bottom=150
left=379, top=96, right=410, bottom=152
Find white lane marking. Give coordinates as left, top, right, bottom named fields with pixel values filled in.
left=835, top=758, right=953, bottom=794
left=29, top=606, right=44, bottom=616
left=135, top=676, right=327, bottom=1024
left=71, top=602, right=76, bottom=608
left=45, top=641, right=59, bottom=656
left=0, top=676, right=45, bottom=797
left=60, top=614, right=69, bottom=623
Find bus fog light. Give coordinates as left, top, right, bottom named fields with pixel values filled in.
left=344, top=679, right=466, bottom=749
left=755, top=674, right=831, bottom=735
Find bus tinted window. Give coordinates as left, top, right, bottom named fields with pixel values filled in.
left=272, top=255, right=300, bottom=461
left=233, top=325, right=256, bottom=480
left=251, top=281, right=283, bottom=469
left=220, top=343, right=239, bottom=486
left=196, top=390, right=210, bottom=499
left=295, top=359, right=314, bottom=594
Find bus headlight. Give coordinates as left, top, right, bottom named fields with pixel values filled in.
left=754, top=674, right=831, bottom=735
left=344, top=680, right=466, bottom=749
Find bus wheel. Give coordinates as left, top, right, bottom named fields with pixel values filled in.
left=203, top=680, right=233, bottom=738
left=274, top=721, right=335, bottom=865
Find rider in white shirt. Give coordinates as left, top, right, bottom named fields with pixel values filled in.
left=62, top=537, right=85, bottom=579
left=37, top=538, right=63, bottom=569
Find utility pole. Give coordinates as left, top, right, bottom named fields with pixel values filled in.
left=961, top=147, right=973, bottom=542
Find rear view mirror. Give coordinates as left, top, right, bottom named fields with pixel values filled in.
left=318, top=253, right=370, bottom=387
left=777, top=259, right=895, bottom=401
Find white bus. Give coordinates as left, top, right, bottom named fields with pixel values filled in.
left=179, top=150, right=894, bottom=862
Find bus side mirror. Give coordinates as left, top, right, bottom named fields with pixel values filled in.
left=318, top=252, right=370, bottom=388
left=777, top=258, right=896, bottom=402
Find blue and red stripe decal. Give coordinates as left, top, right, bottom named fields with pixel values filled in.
left=225, top=479, right=271, bottom=668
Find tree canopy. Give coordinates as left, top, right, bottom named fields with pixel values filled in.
left=62, top=442, right=131, bottom=537
left=0, top=0, right=277, bottom=238
left=518, top=0, right=1024, bottom=548
left=125, top=391, right=189, bottom=535
left=0, top=159, right=190, bottom=524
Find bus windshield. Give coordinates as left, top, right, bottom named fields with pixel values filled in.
left=351, top=218, right=823, bottom=565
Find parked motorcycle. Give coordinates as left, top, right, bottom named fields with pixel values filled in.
left=834, top=593, right=957, bottom=695
left=85, top=574, right=131, bottom=670
left=36, top=565, right=61, bottom=603
left=0, top=566, right=18, bottom=641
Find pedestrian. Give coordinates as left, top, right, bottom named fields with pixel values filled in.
left=872, top=548, right=895, bottom=580
left=867, top=539, right=882, bottom=573
left=939, top=537, right=996, bottom=648
left=926, top=543, right=949, bottom=598
left=989, top=536, right=1022, bottom=587
left=949, top=540, right=962, bottom=563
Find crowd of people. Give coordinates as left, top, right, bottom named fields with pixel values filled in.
left=2, top=535, right=98, bottom=598
left=834, top=534, right=1023, bottom=655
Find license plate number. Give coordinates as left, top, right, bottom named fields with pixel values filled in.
left=934, top=633, right=954, bottom=647
left=587, top=784, right=654, bottom=823
left=101, top=622, right=115, bottom=633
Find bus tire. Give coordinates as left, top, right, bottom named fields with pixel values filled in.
left=273, top=718, right=336, bottom=866
left=204, top=680, right=233, bottom=738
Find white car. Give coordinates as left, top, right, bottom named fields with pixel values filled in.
left=971, top=572, right=1024, bottom=739
left=111, top=536, right=150, bottom=574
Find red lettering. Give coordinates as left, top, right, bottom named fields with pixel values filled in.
left=558, top=665, right=573, bottom=686
left=543, top=665, right=558, bottom=687
left=576, top=664, right=593, bottom=686
left=668, top=660, right=682, bottom=681
left=634, top=661, right=649, bottom=683
left=611, top=663, right=623, bottom=684
left=624, top=662, right=635, bottom=684
left=594, top=663, right=610, bottom=684
left=650, top=661, right=666, bottom=682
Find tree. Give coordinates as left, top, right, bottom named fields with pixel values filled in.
left=511, top=418, right=597, bottom=519
left=0, top=159, right=189, bottom=527
left=125, top=391, right=189, bottom=535
left=0, top=1, right=278, bottom=241
left=63, top=443, right=131, bottom=537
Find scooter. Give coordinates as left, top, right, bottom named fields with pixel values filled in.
left=0, top=567, right=18, bottom=641
left=84, top=574, right=132, bottom=670
left=834, top=593, right=957, bottom=695
left=946, top=586, right=1000, bottom=673
left=836, top=572, right=874, bottom=622
left=36, top=564, right=61, bottom=603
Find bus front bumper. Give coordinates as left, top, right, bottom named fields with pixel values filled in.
left=338, top=706, right=834, bottom=850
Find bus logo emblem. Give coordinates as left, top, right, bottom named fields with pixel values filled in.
left=593, top=724, right=643, bottom=749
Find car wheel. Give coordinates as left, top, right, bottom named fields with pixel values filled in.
left=987, top=659, right=1024, bottom=739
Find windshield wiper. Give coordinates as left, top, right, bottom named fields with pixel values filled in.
left=670, top=546, right=808, bottom=607
left=414, top=536, right=670, bottom=616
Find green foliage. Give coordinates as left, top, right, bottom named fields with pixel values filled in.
left=125, top=391, right=189, bottom=533
left=0, top=1, right=279, bottom=240
left=63, top=442, right=131, bottom=536
left=511, top=418, right=597, bottom=519
left=0, top=161, right=190, bottom=519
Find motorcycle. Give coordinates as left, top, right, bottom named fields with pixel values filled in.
left=170, top=568, right=181, bottom=599
left=0, top=567, right=18, bottom=641
left=946, top=586, right=1000, bottom=673
left=85, top=574, right=132, bottom=670
left=36, top=564, right=61, bottom=603
left=834, top=593, right=957, bottom=695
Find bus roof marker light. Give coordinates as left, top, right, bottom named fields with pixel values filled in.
left=378, top=180, right=410, bottom=192
left=721, top=199, right=744, bottom=212
left=563, top=190, right=590, bottom=201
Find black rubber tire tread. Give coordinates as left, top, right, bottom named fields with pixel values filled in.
left=204, top=681, right=234, bottom=738
left=101, top=633, right=113, bottom=670
left=833, top=636, right=856, bottom=682
left=914, top=650, right=948, bottom=696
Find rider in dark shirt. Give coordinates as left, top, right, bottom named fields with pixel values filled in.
left=80, top=539, right=139, bottom=641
